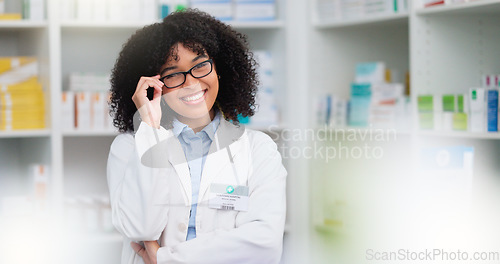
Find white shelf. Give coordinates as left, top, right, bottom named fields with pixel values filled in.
left=0, top=129, right=51, bottom=138
left=63, top=130, right=119, bottom=137
left=0, top=20, right=48, bottom=29
left=416, top=0, right=500, bottom=15
left=314, top=12, right=409, bottom=28
left=60, top=20, right=284, bottom=30
left=60, top=20, right=154, bottom=29
left=417, top=130, right=500, bottom=139
left=229, top=20, right=285, bottom=29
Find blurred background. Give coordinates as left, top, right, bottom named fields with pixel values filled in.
left=1, top=0, right=500, bottom=263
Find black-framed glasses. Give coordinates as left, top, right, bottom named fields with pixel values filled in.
left=159, top=59, right=214, bottom=89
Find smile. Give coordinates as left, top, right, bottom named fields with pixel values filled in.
left=179, top=89, right=207, bottom=104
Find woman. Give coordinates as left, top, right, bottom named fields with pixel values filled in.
left=107, top=9, right=287, bottom=264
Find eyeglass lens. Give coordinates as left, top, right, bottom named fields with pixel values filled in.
left=162, top=60, right=212, bottom=88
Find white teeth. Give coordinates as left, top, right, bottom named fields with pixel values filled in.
left=181, top=90, right=205, bottom=102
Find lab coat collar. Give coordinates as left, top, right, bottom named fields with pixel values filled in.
left=168, top=116, right=244, bottom=165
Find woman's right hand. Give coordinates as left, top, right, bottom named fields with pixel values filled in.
left=132, top=75, right=164, bottom=128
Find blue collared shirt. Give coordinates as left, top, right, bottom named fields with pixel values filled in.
left=172, top=112, right=221, bottom=241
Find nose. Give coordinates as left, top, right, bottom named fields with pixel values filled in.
left=183, top=72, right=198, bottom=87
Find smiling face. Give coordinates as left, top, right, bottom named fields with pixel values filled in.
left=160, top=43, right=219, bottom=128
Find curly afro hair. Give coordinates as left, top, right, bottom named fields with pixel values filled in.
left=109, top=9, right=258, bottom=133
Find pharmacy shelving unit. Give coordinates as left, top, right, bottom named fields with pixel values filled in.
left=1, top=0, right=315, bottom=263
left=0, top=12, right=54, bottom=205
left=309, top=0, right=500, bottom=262
left=411, top=2, right=500, bottom=252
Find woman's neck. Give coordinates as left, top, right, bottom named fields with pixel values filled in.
left=177, top=109, right=215, bottom=133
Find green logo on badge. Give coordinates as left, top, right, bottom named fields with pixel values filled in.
left=226, top=185, right=234, bottom=194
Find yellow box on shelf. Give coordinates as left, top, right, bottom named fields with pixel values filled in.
left=0, top=58, right=39, bottom=85
left=0, top=91, right=45, bottom=107
left=0, top=102, right=44, bottom=111
left=0, top=59, right=45, bottom=118
left=0, top=57, right=37, bottom=75
left=0, top=120, right=45, bottom=130
left=0, top=13, right=22, bottom=20
left=0, top=110, right=45, bottom=122
left=0, top=100, right=44, bottom=110
left=0, top=76, right=41, bottom=92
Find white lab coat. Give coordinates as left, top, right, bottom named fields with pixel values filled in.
left=107, top=118, right=287, bottom=264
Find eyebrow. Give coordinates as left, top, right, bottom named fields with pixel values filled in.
left=160, top=54, right=209, bottom=76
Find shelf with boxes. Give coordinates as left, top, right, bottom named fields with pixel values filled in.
left=0, top=0, right=45, bottom=21
left=59, top=25, right=134, bottom=136
left=58, top=0, right=281, bottom=27
left=313, top=0, right=409, bottom=27
left=175, top=0, right=279, bottom=23
left=313, top=61, right=411, bottom=133
left=417, top=0, right=500, bottom=15
left=1, top=58, right=48, bottom=131
left=0, top=58, right=50, bottom=138
left=0, top=0, right=51, bottom=135
left=411, top=0, right=500, bottom=139
left=0, top=1, right=53, bottom=236
left=310, top=20, right=409, bottom=101
left=416, top=78, right=500, bottom=136
left=314, top=62, right=412, bottom=135
left=60, top=72, right=115, bottom=135
left=314, top=12, right=408, bottom=28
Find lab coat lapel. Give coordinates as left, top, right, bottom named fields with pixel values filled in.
left=198, top=119, right=245, bottom=203
left=166, top=136, right=192, bottom=206
left=139, top=131, right=192, bottom=205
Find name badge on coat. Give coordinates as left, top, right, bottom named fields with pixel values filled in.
left=208, top=183, right=249, bottom=211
